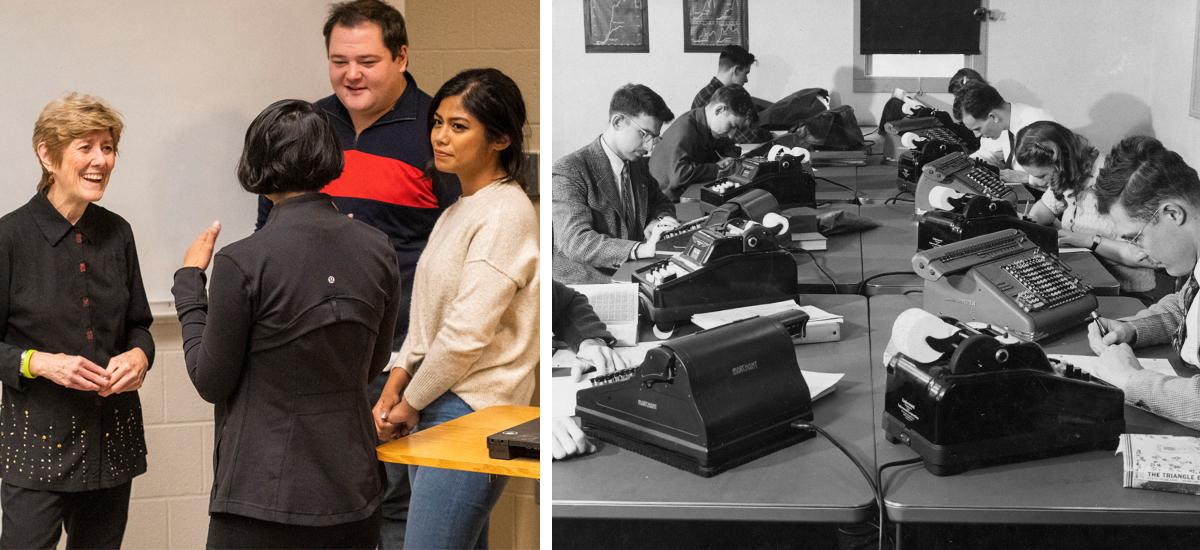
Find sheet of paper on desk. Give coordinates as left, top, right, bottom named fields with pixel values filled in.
left=1047, top=354, right=1175, bottom=386
left=692, top=300, right=842, bottom=328
left=568, top=282, right=639, bottom=346
left=691, top=300, right=844, bottom=343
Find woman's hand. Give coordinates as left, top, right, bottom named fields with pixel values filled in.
left=385, top=399, right=421, bottom=437
left=1057, top=229, right=1092, bottom=249
left=29, top=353, right=109, bottom=391
left=99, top=348, right=149, bottom=397
left=373, top=392, right=400, bottom=441
left=182, top=221, right=221, bottom=270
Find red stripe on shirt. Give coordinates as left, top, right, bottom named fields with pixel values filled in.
left=322, top=150, right=439, bottom=209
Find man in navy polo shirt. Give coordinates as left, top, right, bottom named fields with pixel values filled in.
left=256, top=1, right=459, bottom=547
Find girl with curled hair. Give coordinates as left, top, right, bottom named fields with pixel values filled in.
left=1018, top=121, right=1159, bottom=295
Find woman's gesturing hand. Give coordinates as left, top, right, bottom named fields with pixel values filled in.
left=182, top=221, right=222, bottom=270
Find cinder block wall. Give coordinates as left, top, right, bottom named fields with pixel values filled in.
left=406, top=0, right=540, bottom=155
left=405, top=2, right=541, bottom=548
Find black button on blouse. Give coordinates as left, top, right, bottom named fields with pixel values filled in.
left=0, top=191, right=154, bottom=491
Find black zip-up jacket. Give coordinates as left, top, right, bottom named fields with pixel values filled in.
left=256, top=73, right=460, bottom=350
left=173, top=193, right=401, bottom=526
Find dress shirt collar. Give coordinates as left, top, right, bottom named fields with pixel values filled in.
left=598, top=134, right=627, bottom=192
left=27, top=189, right=100, bottom=245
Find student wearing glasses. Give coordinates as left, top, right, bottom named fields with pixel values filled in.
left=553, top=84, right=679, bottom=283
left=1016, top=122, right=1158, bottom=296
left=1087, top=136, right=1200, bottom=430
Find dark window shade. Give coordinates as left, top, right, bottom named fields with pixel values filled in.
left=861, top=0, right=982, bottom=55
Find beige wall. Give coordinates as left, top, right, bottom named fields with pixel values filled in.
left=406, top=2, right=541, bottom=549
left=407, top=0, right=541, bottom=154
left=1151, top=0, right=1200, bottom=166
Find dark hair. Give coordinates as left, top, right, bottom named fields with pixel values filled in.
left=948, top=68, right=986, bottom=95
left=1014, top=121, right=1099, bottom=200
left=953, top=81, right=1005, bottom=121
left=718, top=45, right=756, bottom=71
left=428, top=68, right=527, bottom=180
left=1093, top=136, right=1200, bottom=219
left=237, top=100, right=344, bottom=195
left=708, top=84, right=758, bottom=123
left=323, top=0, right=408, bottom=58
left=609, top=84, right=674, bottom=123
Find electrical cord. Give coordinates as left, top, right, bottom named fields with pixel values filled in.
left=790, top=248, right=839, bottom=294
left=856, top=270, right=920, bottom=296
left=883, top=190, right=914, bottom=205
left=792, top=422, right=886, bottom=550
left=875, top=457, right=925, bottom=549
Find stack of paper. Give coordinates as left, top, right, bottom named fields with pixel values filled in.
left=691, top=300, right=844, bottom=344
left=567, top=282, right=639, bottom=346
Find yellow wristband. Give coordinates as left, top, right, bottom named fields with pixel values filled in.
left=20, top=350, right=36, bottom=379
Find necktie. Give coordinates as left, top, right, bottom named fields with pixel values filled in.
left=621, top=162, right=638, bottom=236
left=1006, top=130, right=1016, bottom=169
left=1173, top=276, right=1199, bottom=353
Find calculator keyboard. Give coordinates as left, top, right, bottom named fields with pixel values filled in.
left=1000, top=252, right=1091, bottom=312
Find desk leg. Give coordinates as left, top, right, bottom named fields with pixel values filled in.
left=894, top=522, right=903, bottom=550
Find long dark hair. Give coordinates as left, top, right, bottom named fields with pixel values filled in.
left=427, top=68, right=527, bottom=181
left=1014, top=121, right=1098, bottom=200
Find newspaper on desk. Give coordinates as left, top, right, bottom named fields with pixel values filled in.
left=1116, top=434, right=1200, bottom=496
left=567, top=282, right=638, bottom=346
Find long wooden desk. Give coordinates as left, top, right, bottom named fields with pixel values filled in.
left=868, top=295, right=1200, bottom=530
left=377, top=405, right=540, bottom=479
left=552, top=294, right=878, bottom=522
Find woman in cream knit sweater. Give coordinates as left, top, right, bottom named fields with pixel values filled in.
left=373, top=68, right=538, bottom=549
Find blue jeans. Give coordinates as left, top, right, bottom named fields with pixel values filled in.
left=404, top=392, right=509, bottom=550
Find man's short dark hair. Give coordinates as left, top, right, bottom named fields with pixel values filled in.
left=1093, top=136, right=1200, bottom=219
left=708, top=84, right=758, bottom=123
left=947, top=67, right=986, bottom=95
left=238, top=100, right=344, bottom=195
left=953, top=81, right=1005, bottom=121
left=718, top=45, right=756, bottom=72
left=609, top=84, right=674, bottom=123
left=323, top=0, right=408, bottom=58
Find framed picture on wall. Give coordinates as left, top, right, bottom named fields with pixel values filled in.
left=584, top=0, right=649, bottom=53
left=683, top=0, right=748, bottom=52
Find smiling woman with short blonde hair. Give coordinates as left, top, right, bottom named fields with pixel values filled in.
left=0, top=92, right=153, bottom=549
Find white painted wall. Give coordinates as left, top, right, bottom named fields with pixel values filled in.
left=553, top=0, right=1168, bottom=160
left=0, top=1, right=341, bottom=302
left=1150, top=0, right=1200, bottom=166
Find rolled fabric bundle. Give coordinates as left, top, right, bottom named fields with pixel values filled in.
left=883, top=308, right=960, bottom=366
